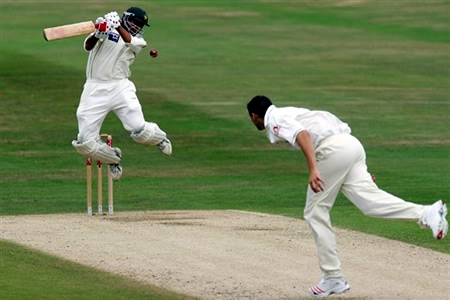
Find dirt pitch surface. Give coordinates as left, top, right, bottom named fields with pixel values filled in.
left=1, top=210, right=449, bottom=299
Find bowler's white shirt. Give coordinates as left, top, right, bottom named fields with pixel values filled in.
left=264, top=105, right=351, bottom=149
left=85, top=31, right=147, bottom=81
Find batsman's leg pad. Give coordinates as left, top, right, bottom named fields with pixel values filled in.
left=131, top=122, right=167, bottom=145
left=72, top=139, right=121, bottom=164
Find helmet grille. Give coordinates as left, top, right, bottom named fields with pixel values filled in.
left=122, top=12, right=144, bottom=37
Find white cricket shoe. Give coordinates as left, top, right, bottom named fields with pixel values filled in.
left=309, top=276, right=350, bottom=298
left=158, top=138, right=172, bottom=156
left=422, top=200, right=448, bottom=240
left=109, top=147, right=122, bottom=181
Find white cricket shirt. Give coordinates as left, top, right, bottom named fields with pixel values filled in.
left=85, top=31, right=147, bottom=81
left=264, top=105, right=351, bottom=149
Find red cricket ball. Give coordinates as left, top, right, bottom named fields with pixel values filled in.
left=150, top=49, right=158, bottom=58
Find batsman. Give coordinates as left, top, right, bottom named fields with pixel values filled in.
left=72, top=7, right=172, bottom=180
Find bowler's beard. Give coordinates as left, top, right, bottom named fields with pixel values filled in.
left=256, top=123, right=265, bottom=131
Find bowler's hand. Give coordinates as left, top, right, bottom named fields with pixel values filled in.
left=309, top=168, right=325, bottom=193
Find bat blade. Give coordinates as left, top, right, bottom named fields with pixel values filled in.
left=43, top=21, right=95, bottom=41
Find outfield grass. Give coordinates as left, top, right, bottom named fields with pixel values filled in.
left=0, top=240, right=197, bottom=300
left=1, top=0, right=449, bottom=298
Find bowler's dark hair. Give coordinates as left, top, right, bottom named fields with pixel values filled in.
left=247, top=95, right=272, bottom=118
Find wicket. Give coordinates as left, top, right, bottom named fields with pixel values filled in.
left=86, top=134, right=114, bottom=216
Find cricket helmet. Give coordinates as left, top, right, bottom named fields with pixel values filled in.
left=122, top=7, right=150, bottom=36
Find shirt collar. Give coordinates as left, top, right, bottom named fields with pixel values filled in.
left=264, top=105, right=276, bottom=128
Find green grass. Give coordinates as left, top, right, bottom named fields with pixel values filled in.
left=1, top=0, right=449, bottom=298
left=0, top=240, right=197, bottom=300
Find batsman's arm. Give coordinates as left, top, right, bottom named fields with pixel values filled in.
left=296, top=130, right=325, bottom=193
left=84, top=34, right=99, bottom=51
left=84, top=26, right=135, bottom=51
left=84, top=17, right=106, bottom=51
left=117, top=26, right=132, bottom=43
left=117, top=26, right=147, bottom=54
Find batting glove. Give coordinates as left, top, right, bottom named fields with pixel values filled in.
left=104, top=11, right=120, bottom=29
left=94, top=17, right=110, bottom=40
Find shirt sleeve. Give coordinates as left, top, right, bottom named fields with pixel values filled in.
left=270, top=114, right=305, bottom=147
left=126, top=36, right=147, bottom=54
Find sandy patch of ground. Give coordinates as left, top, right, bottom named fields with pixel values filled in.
left=1, top=210, right=449, bottom=299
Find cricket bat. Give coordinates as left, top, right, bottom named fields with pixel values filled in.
left=43, top=21, right=95, bottom=41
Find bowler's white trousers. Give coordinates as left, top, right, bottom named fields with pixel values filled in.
left=76, top=79, right=145, bottom=142
left=303, top=134, right=426, bottom=277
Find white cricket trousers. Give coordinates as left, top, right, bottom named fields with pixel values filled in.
left=303, top=134, right=426, bottom=278
left=76, top=79, right=146, bottom=142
